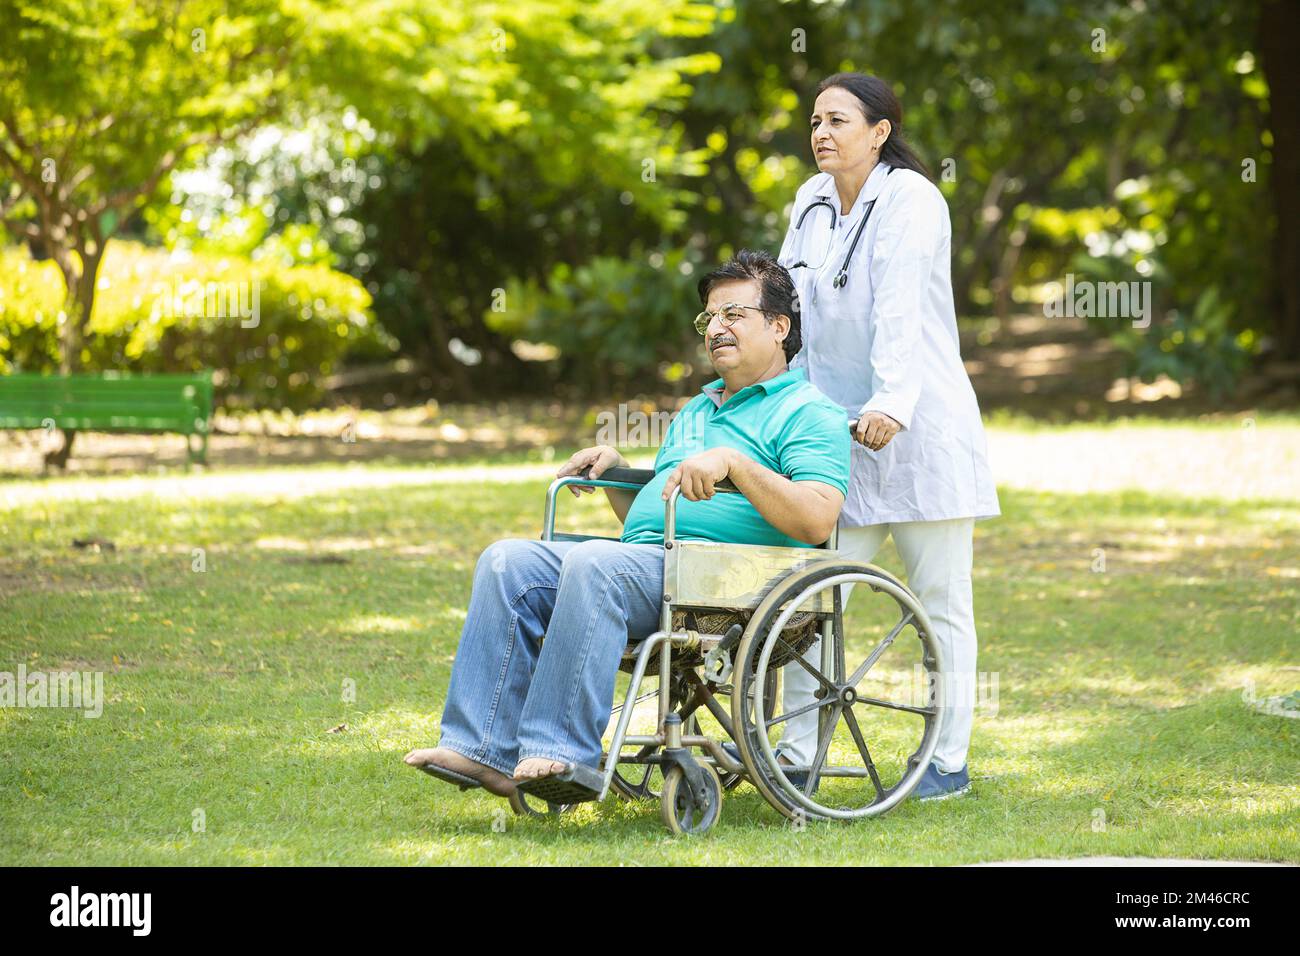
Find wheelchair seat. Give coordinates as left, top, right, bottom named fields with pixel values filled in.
left=619, top=606, right=819, bottom=674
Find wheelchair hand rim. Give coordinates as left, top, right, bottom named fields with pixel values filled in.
left=735, top=562, right=945, bottom=821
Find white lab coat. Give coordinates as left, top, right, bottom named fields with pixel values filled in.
left=778, top=162, right=1000, bottom=525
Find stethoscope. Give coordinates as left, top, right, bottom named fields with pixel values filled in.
left=788, top=166, right=896, bottom=290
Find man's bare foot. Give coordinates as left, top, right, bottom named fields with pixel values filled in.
left=403, top=746, right=516, bottom=797
left=513, top=757, right=569, bottom=780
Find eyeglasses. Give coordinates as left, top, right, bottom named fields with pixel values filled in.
left=693, top=303, right=779, bottom=335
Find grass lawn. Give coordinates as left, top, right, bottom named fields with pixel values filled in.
left=1, top=450, right=1296, bottom=865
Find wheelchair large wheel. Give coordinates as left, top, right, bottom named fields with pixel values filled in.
left=731, top=559, right=943, bottom=823
left=659, top=764, right=722, bottom=835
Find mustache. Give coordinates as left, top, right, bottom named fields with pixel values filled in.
left=709, top=336, right=737, bottom=351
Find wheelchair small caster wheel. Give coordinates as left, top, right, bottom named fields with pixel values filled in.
left=508, top=789, right=569, bottom=817
left=660, top=764, right=722, bottom=835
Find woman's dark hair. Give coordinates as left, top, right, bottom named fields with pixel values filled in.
left=814, top=72, right=931, bottom=180
left=697, top=249, right=802, bottom=362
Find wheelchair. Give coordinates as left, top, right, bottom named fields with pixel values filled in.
left=511, top=465, right=945, bottom=835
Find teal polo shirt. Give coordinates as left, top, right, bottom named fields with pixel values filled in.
left=620, top=368, right=851, bottom=549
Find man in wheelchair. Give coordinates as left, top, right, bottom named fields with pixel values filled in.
left=404, top=249, right=851, bottom=804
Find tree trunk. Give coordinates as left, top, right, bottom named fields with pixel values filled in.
left=44, top=429, right=77, bottom=470
left=1259, top=0, right=1300, bottom=363
left=423, top=303, right=473, bottom=400
left=46, top=241, right=103, bottom=468
left=74, top=246, right=102, bottom=370
left=48, top=236, right=102, bottom=371
left=993, top=218, right=1029, bottom=321
left=952, top=171, right=1009, bottom=316
left=51, top=247, right=81, bottom=375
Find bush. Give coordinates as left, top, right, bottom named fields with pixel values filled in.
left=1068, top=250, right=1258, bottom=400
left=0, top=242, right=392, bottom=410
left=0, top=248, right=63, bottom=372
left=487, top=247, right=708, bottom=393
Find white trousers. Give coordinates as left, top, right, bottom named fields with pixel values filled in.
left=778, top=517, right=978, bottom=773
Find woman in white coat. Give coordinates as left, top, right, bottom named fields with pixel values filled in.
left=776, top=73, right=1000, bottom=800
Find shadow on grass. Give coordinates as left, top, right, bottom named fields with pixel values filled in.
left=1, top=478, right=1296, bottom=864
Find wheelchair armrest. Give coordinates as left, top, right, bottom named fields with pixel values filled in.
left=543, top=466, right=654, bottom=542
left=575, top=466, right=741, bottom=493
left=577, top=465, right=655, bottom=486
left=545, top=463, right=754, bottom=544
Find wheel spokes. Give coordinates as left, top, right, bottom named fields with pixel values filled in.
left=854, top=694, right=936, bottom=717
left=734, top=567, right=945, bottom=821
left=804, top=702, right=841, bottom=795
left=762, top=693, right=829, bottom=730
left=609, top=687, right=660, bottom=718
left=841, top=705, right=886, bottom=799
left=774, top=633, right=838, bottom=695
left=845, top=609, right=915, bottom=688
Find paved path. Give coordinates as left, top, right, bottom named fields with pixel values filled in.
left=2, top=422, right=1298, bottom=508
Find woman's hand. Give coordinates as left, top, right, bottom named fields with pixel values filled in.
left=556, top=445, right=626, bottom=496
left=853, top=412, right=902, bottom=451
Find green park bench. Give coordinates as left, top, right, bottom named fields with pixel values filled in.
left=0, top=370, right=214, bottom=468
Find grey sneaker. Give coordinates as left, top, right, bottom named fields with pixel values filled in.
left=721, top=742, right=817, bottom=792
left=913, top=762, right=971, bottom=801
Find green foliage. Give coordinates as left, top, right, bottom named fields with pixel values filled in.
left=473, top=0, right=1278, bottom=396
left=0, top=243, right=388, bottom=410
left=0, top=0, right=298, bottom=214
left=489, top=247, right=708, bottom=389
left=3, top=0, right=1288, bottom=398
left=1069, top=243, right=1257, bottom=399
left=1128, top=287, right=1256, bottom=400
left=0, top=249, right=62, bottom=371
left=95, top=0, right=726, bottom=397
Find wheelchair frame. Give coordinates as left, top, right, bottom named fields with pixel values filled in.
left=535, top=466, right=945, bottom=834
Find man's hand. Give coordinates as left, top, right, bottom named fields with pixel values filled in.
left=853, top=411, right=902, bottom=451
left=661, top=448, right=735, bottom=502
left=557, top=445, right=626, bottom=497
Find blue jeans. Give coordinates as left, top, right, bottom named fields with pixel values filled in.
left=437, top=538, right=665, bottom=774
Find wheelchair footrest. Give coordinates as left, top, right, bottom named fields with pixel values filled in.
left=514, top=762, right=604, bottom=804
left=419, top=763, right=481, bottom=792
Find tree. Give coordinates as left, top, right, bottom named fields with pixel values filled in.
left=660, top=0, right=1287, bottom=391
left=0, top=0, right=298, bottom=373
left=314, top=0, right=722, bottom=398
left=1, top=0, right=722, bottom=400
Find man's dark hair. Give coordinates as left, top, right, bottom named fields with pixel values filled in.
left=696, top=249, right=802, bottom=362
